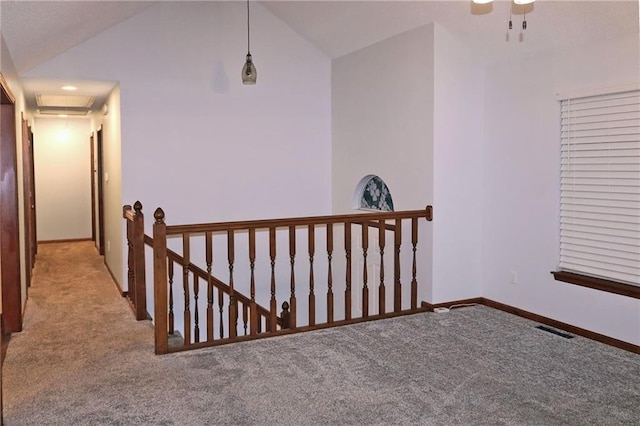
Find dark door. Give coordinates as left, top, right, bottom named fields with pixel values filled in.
left=29, top=126, right=37, bottom=261
left=90, top=133, right=96, bottom=242
left=1, top=76, right=23, bottom=334
left=21, top=115, right=36, bottom=287
left=96, top=127, right=105, bottom=255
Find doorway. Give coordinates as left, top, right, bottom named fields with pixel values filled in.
left=21, top=114, right=37, bottom=288
left=0, top=75, right=23, bottom=334
left=96, top=127, right=105, bottom=255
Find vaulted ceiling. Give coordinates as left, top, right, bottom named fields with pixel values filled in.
left=1, top=1, right=638, bottom=114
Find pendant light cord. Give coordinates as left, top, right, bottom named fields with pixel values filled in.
left=247, top=0, right=251, bottom=54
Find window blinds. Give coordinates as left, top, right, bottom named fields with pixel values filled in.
left=560, top=90, right=640, bottom=286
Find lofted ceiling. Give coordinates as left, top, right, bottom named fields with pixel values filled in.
left=1, top=0, right=156, bottom=116
left=263, top=1, right=639, bottom=61
left=1, top=1, right=638, bottom=116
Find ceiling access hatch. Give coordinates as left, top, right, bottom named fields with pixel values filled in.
left=36, top=94, right=95, bottom=108
left=37, top=109, right=90, bottom=116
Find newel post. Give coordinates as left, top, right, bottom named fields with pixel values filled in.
left=123, top=204, right=134, bottom=299
left=153, top=208, right=169, bottom=355
left=132, top=201, right=147, bottom=320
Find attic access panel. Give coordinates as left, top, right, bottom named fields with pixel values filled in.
left=36, top=94, right=95, bottom=108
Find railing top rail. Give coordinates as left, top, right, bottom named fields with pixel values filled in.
left=123, top=201, right=143, bottom=222
left=123, top=205, right=135, bottom=221
left=161, top=206, right=433, bottom=236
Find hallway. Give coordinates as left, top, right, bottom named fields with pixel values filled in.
left=2, top=241, right=157, bottom=423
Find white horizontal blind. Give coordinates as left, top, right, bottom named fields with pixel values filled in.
left=560, top=90, right=640, bottom=286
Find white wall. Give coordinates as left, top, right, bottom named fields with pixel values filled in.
left=482, top=34, right=640, bottom=345
left=89, top=86, right=122, bottom=285
left=332, top=24, right=434, bottom=214
left=431, top=24, right=485, bottom=303
left=332, top=23, right=486, bottom=305
left=25, top=2, right=332, bottom=293
left=33, top=117, right=92, bottom=241
left=332, top=24, right=435, bottom=303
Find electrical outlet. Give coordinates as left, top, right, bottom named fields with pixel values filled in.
left=107, top=241, right=111, bottom=252
left=510, top=270, right=518, bottom=285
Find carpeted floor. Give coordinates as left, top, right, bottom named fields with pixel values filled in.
left=3, top=241, right=640, bottom=425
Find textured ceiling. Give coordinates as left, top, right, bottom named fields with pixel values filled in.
left=263, top=1, right=640, bottom=61
left=2, top=1, right=637, bottom=73
left=0, top=1, right=638, bottom=114
left=1, top=1, right=157, bottom=74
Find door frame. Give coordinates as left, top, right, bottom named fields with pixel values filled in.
left=29, top=125, right=37, bottom=261
left=96, top=126, right=105, bottom=255
left=21, top=113, right=36, bottom=287
left=0, top=72, right=23, bottom=334
left=90, top=133, right=96, bottom=243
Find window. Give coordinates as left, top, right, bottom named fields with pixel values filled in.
left=553, top=89, right=640, bottom=295
left=354, top=175, right=394, bottom=211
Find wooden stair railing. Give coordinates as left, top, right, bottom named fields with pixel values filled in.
left=141, top=234, right=282, bottom=334
left=123, top=202, right=147, bottom=320
left=124, top=201, right=282, bottom=347
left=148, top=204, right=433, bottom=355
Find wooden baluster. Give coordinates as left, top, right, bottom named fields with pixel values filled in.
left=242, top=301, right=248, bottom=335
left=308, top=224, right=316, bottom=326
left=218, top=288, right=224, bottom=338
left=281, top=301, right=291, bottom=329
left=193, top=274, right=200, bottom=343
left=152, top=208, right=168, bottom=355
left=327, top=223, right=334, bottom=323
left=205, top=232, right=214, bottom=341
left=168, top=260, right=174, bottom=334
left=269, top=227, right=277, bottom=332
left=344, top=222, right=352, bottom=321
left=289, top=226, right=297, bottom=329
left=132, top=201, right=147, bottom=320
left=411, top=217, right=418, bottom=310
left=378, top=219, right=386, bottom=315
left=394, top=218, right=402, bottom=312
left=182, top=233, right=191, bottom=345
left=249, top=228, right=258, bottom=336
left=124, top=205, right=134, bottom=306
left=228, top=230, right=237, bottom=338
left=361, top=222, right=369, bottom=317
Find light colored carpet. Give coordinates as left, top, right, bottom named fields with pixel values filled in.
left=3, top=241, right=640, bottom=425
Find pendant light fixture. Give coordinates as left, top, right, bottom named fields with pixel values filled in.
left=242, top=0, right=257, bottom=85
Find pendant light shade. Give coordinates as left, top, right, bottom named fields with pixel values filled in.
left=242, top=53, right=257, bottom=85
left=513, top=0, right=535, bottom=4
left=242, top=0, right=257, bottom=85
left=472, top=0, right=494, bottom=4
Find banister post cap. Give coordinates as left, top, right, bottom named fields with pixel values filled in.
left=154, top=208, right=165, bottom=223
left=134, top=201, right=143, bottom=212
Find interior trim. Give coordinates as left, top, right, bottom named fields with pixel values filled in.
left=0, top=73, right=16, bottom=104
left=421, top=298, right=640, bottom=355
left=104, top=259, right=127, bottom=298
left=38, top=238, right=92, bottom=244
left=551, top=271, right=640, bottom=299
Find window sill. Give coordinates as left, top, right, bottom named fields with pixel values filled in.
left=551, top=271, right=640, bottom=299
